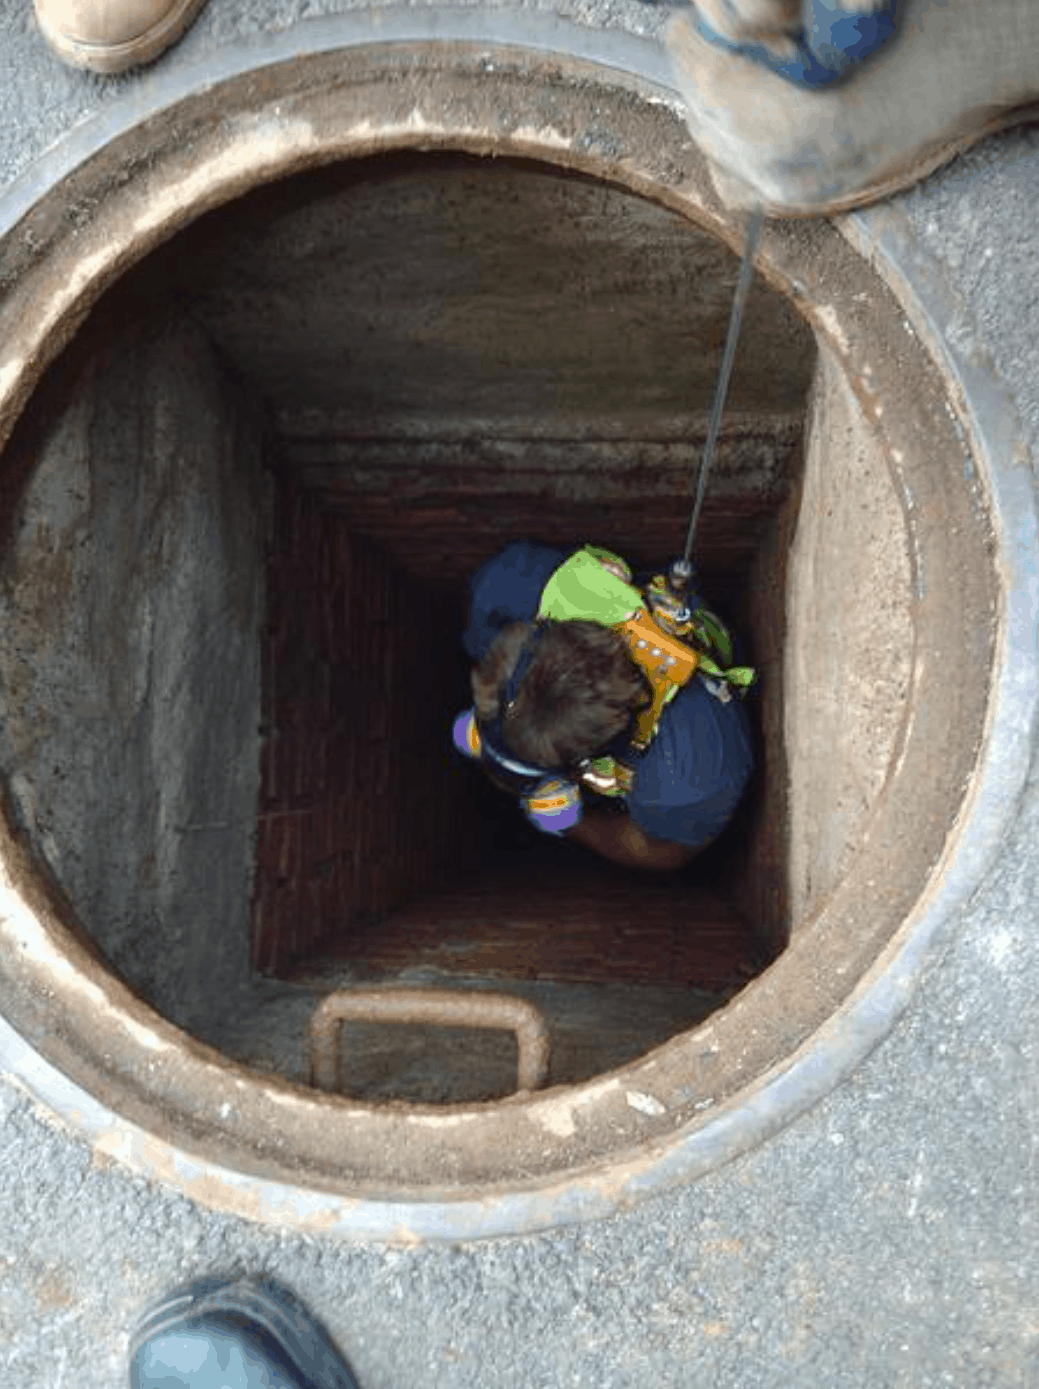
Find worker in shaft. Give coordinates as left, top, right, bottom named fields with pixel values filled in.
left=452, top=540, right=756, bottom=873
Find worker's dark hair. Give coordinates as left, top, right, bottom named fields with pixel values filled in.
left=471, top=620, right=653, bottom=774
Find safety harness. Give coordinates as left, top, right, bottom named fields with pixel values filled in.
left=454, top=544, right=754, bottom=809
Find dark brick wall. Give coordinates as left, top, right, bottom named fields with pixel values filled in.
left=252, top=471, right=479, bottom=976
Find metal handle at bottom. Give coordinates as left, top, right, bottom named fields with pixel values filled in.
left=309, top=987, right=551, bottom=1096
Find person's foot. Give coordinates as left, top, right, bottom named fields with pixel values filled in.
left=129, top=1273, right=362, bottom=1389
left=33, top=0, right=208, bottom=73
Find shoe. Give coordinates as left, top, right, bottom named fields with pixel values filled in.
left=33, top=0, right=209, bottom=73
left=128, top=1274, right=361, bottom=1389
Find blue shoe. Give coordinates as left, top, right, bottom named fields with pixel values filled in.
left=129, top=1274, right=361, bottom=1389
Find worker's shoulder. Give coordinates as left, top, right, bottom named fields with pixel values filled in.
left=469, top=540, right=571, bottom=591
left=638, top=675, right=754, bottom=759
left=476, top=538, right=568, bottom=566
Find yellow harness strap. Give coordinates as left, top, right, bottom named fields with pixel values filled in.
left=612, top=609, right=700, bottom=751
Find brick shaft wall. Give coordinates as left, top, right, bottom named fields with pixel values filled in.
left=252, top=472, right=478, bottom=976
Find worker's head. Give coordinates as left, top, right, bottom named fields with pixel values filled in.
left=471, top=619, right=652, bottom=788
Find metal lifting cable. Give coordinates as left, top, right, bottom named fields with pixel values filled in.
left=669, top=206, right=766, bottom=617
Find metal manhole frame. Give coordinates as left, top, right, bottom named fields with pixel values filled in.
left=0, top=10, right=1031, bottom=1241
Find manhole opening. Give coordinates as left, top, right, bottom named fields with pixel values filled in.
left=0, top=148, right=922, bottom=1108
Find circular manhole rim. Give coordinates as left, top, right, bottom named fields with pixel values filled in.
left=0, top=14, right=1024, bottom=1239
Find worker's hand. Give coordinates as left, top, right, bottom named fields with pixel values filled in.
left=520, top=779, right=583, bottom=835
left=667, top=0, right=1039, bottom=216
left=696, top=0, right=803, bottom=58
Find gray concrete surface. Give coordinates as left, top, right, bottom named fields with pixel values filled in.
left=785, top=342, right=913, bottom=924
left=0, top=314, right=265, bottom=1036
left=0, top=2, right=1038, bottom=1386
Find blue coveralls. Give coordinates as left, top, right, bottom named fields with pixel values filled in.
left=460, top=541, right=756, bottom=850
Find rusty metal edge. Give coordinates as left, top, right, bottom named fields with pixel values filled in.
left=0, top=10, right=1031, bottom=1240
left=309, top=987, right=551, bottom=1094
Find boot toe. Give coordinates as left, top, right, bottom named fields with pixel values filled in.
left=33, top=0, right=208, bottom=72
left=129, top=1275, right=361, bottom=1389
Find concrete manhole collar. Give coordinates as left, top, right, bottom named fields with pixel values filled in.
left=0, top=16, right=1022, bottom=1240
